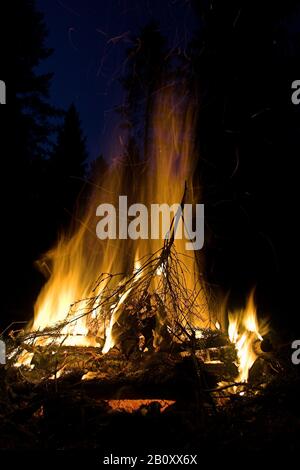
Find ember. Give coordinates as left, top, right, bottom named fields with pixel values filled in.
left=106, top=399, right=175, bottom=413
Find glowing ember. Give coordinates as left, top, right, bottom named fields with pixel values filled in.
left=107, top=399, right=175, bottom=413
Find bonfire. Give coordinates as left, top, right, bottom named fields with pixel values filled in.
left=5, top=86, right=276, bottom=416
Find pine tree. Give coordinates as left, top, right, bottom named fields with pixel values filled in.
left=118, top=22, right=167, bottom=158
left=88, top=154, right=108, bottom=185
left=1, top=0, right=58, bottom=326
left=49, top=103, right=88, bottom=226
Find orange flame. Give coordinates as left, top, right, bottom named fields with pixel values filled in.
left=25, top=85, right=209, bottom=351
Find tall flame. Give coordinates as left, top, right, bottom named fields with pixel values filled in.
left=29, top=85, right=209, bottom=349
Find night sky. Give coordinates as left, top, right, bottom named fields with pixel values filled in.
left=36, top=0, right=198, bottom=161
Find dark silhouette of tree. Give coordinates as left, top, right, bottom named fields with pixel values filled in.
left=3, top=1, right=57, bottom=163
left=121, top=136, right=142, bottom=205
left=1, top=1, right=58, bottom=327
left=187, top=0, right=300, bottom=337
left=88, top=154, right=108, bottom=187
left=48, top=103, right=88, bottom=227
left=118, top=22, right=168, bottom=158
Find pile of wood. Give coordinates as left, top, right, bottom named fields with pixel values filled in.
left=0, top=331, right=297, bottom=453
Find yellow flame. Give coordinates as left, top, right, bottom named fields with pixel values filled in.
left=228, top=291, right=268, bottom=382
left=14, top=350, right=34, bottom=368
left=21, top=84, right=208, bottom=354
